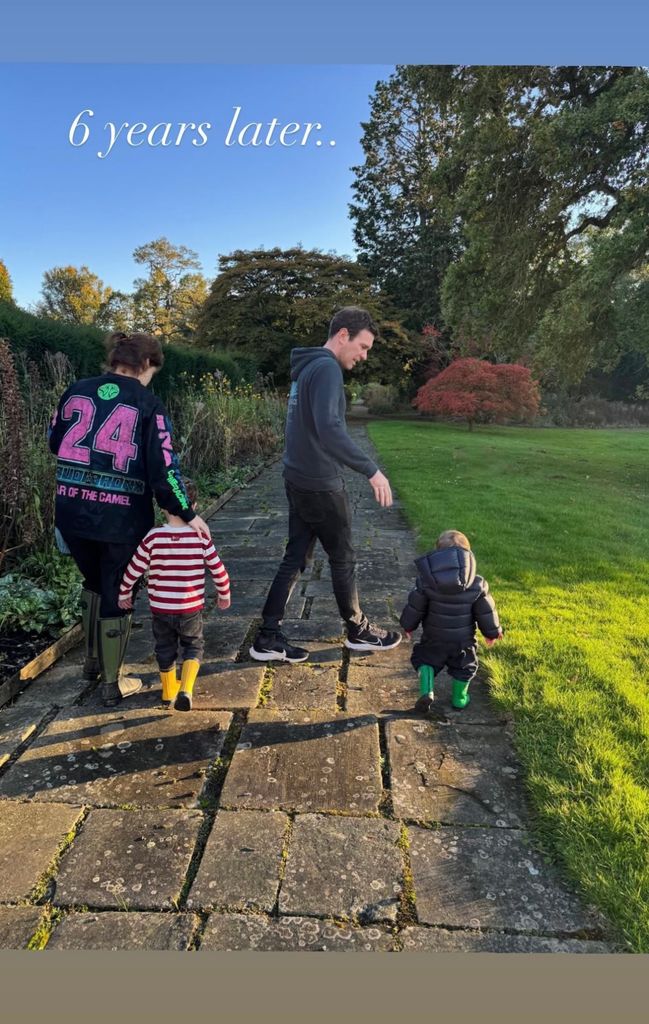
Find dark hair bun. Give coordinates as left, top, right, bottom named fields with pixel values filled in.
left=105, top=332, right=164, bottom=371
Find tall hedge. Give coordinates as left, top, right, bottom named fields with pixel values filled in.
left=0, top=302, right=256, bottom=399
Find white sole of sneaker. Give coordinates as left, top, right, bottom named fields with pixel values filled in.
left=344, top=636, right=402, bottom=652
left=249, top=646, right=309, bottom=663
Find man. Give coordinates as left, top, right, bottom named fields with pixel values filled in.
left=249, top=306, right=401, bottom=663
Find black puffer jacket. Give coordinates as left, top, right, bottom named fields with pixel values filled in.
left=399, top=546, right=501, bottom=648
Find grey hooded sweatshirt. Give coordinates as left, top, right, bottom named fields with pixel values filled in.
left=282, top=347, right=378, bottom=491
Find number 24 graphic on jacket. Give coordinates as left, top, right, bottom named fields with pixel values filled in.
left=58, top=396, right=139, bottom=473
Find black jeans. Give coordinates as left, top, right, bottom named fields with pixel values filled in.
left=151, top=611, right=205, bottom=670
left=260, top=481, right=366, bottom=636
left=62, top=534, right=138, bottom=618
left=411, top=641, right=479, bottom=683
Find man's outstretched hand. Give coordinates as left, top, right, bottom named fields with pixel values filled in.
left=369, top=469, right=393, bottom=508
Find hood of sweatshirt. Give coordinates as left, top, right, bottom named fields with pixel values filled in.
left=290, top=347, right=338, bottom=381
left=414, top=545, right=477, bottom=594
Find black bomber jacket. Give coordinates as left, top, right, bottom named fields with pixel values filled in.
left=399, top=545, right=501, bottom=648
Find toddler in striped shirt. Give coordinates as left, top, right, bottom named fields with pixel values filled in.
left=118, top=479, right=231, bottom=711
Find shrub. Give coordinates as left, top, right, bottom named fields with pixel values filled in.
left=0, top=301, right=256, bottom=400
left=414, top=358, right=541, bottom=430
left=0, top=555, right=82, bottom=635
left=362, top=382, right=400, bottom=414
left=541, top=393, right=649, bottom=428
left=168, top=373, right=286, bottom=478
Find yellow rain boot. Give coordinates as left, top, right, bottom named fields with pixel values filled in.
left=174, top=659, right=200, bottom=712
left=160, top=667, right=180, bottom=708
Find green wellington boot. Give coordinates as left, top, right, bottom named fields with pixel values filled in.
left=98, top=615, right=143, bottom=707
left=414, top=664, right=435, bottom=715
left=80, top=589, right=101, bottom=680
left=451, top=678, right=471, bottom=709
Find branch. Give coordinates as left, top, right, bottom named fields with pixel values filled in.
left=565, top=204, right=618, bottom=241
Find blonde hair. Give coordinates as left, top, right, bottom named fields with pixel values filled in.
left=436, top=529, right=470, bottom=551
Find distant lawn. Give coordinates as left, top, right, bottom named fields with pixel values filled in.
left=368, top=420, right=649, bottom=952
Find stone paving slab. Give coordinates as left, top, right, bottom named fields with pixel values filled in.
left=400, top=926, right=612, bottom=953
left=12, top=655, right=92, bottom=710
left=48, top=911, right=198, bottom=949
left=54, top=808, right=202, bottom=910
left=0, top=906, right=47, bottom=948
left=277, top=618, right=344, bottom=643
left=354, top=598, right=399, bottom=618
left=408, top=825, right=601, bottom=935
left=206, top=516, right=255, bottom=531
left=346, top=646, right=420, bottom=715
left=0, top=706, right=232, bottom=808
left=387, top=720, right=526, bottom=826
left=187, top=809, right=288, bottom=912
left=348, top=655, right=506, bottom=725
left=356, top=554, right=414, bottom=575
left=200, top=913, right=395, bottom=951
left=220, top=544, right=286, bottom=559
left=200, top=618, right=248, bottom=660
left=422, top=671, right=508, bottom=725
left=190, top=662, right=263, bottom=710
left=221, top=597, right=266, bottom=617
left=220, top=710, right=382, bottom=814
left=298, top=642, right=344, bottom=665
left=223, top=560, right=278, bottom=581
left=302, top=579, right=345, bottom=597
left=285, top=591, right=307, bottom=618
left=280, top=814, right=402, bottom=924
left=87, top=662, right=262, bottom=712
left=118, top=612, right=248, bottom=666
left=267, top=662, right=339, bottom=712
left=0, top=801, right=83, bottom=902
left=0, top=700, right=52, bottom=768
left=228, top=580, right=275, bottom=600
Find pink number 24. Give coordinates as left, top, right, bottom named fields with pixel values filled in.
left=59, top=396, right=139, bottom=473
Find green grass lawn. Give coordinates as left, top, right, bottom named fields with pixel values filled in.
left=368, top=419, right=649, bottom=952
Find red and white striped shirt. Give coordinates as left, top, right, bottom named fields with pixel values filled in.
left=119, top=525, right=230, bottom=615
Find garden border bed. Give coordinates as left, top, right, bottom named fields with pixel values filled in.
left=0, top=453, right=281, bottom=710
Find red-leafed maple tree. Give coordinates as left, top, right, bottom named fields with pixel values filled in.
left=413, top=358, right=541, bottom=431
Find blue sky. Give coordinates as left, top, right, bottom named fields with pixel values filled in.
left=0, top=65, right=392, bottom=308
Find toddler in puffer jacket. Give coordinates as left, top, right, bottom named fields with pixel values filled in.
left=399, top=530, right=503, bottom=716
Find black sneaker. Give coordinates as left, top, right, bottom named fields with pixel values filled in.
left=249, top=631, right=309, bottom=663
left=344, top=624, right=402, bottom=652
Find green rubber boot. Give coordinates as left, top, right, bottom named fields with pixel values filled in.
left=80, top=588, right=101, bottom=681
left=414, top=665, right=435, bottom=715
left=451, top=678, right=471, bottom=709
left=98, top=615, right=142, bottom=707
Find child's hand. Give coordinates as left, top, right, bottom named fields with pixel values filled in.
left=118, top=596, right=133, bottom=610
left=484, top=630, right=503, bottom=647
left=217, top=595, right=231, bottom=610
left=404, top=630, right=412, bottom=640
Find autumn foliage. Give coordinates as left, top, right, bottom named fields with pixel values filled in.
left=413, top=358, right=541, bottom=429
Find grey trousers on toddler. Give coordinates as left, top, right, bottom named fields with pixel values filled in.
left=152, top=611, right=205, bottom=670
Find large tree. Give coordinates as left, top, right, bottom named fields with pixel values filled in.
left=131, top=237, right=209, bottom=342
left=349, top=66, right=461, bottom=332
left=36, top=264, right=113, bottom=325
left=428, top=66, right=649, bottom=383
left=197, top=247, right=385, bottom=376
left=0, top=259, right=13, bottom=304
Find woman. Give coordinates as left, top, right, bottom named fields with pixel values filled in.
left=49, top=332, right=210, bottom=706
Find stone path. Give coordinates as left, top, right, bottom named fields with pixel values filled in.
left=0, top=427, right=614, bottom=951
